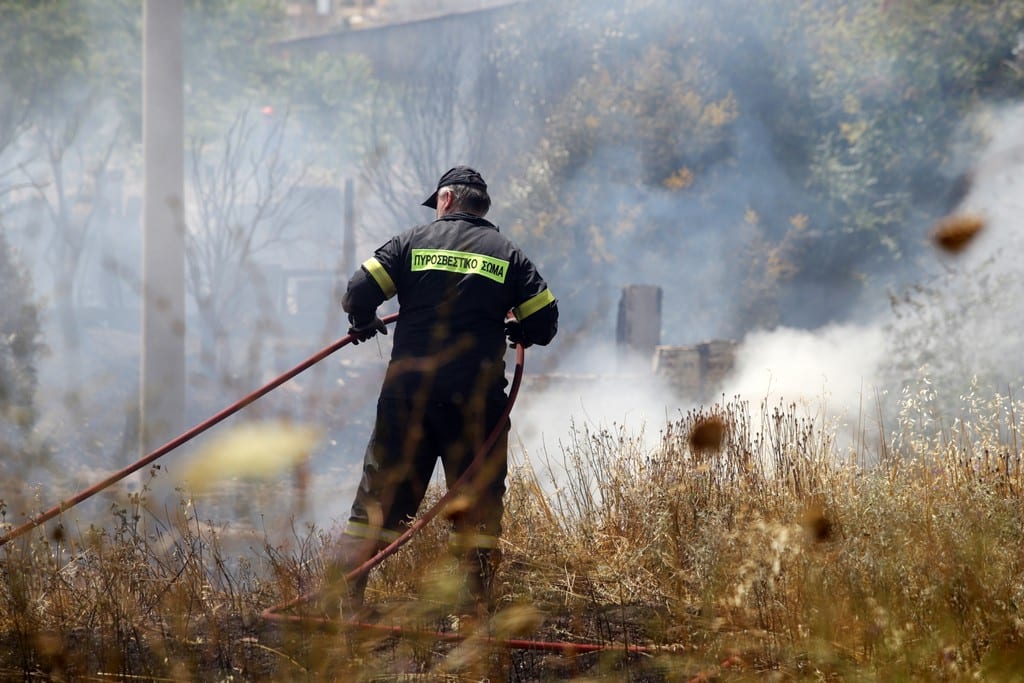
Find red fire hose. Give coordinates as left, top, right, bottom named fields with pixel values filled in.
left=0, top=312, right=397, bottom=548
left=0, top=314, right=658, bottom=656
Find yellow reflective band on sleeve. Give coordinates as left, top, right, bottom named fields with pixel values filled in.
left=513, top=288, right=555, bottom=321
left=363, top=257, right=397, bottom=299
left=411, top=249, right=509, bottom=284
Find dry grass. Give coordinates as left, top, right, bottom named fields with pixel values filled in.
left=5, top=393, right=1024, bottom=680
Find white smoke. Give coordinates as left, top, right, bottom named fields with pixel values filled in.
left=711, top=102, right=1024, bottom=460
left=885, top=103, right=1024, bottom=402
left=956, top=103, right=1024, bottom=264
left=718, top=323, right=887, bottom=456
left=509, top=340, right=680, bottom=481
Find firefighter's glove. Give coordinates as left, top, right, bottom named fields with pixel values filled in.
left=504, top=319, right=531, bottom=349
left=348, top=316, right=387, bottom=345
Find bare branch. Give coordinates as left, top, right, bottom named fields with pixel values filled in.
left=185, top=105, right=317, bottom=376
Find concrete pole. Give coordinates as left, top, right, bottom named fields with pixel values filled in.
left=140, top=0, right=186, bottom=454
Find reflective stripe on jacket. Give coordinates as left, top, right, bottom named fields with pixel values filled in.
left=344, top=212, right=558, bottom=402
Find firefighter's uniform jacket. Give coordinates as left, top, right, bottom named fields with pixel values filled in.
left=344, top=211, right=558, bottom=401
left=338, top=211, right=558, bottom=595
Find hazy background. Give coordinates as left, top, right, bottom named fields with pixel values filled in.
left=1, top=0, right=1022, bottom=539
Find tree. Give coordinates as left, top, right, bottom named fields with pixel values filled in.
left=799, top=0, right=1024, bottom=282
left=185, top=108, right=314, bottom=383
left=492, top=0, right=1024, bottom=344
left=178, top=1, right=379, bottom=385
left=16, top=97, right=125, bottom=389
left=0, top=229, right=44, bottom=472
left=354, top=31, right=507, bottom=239
left=491, top=0, right=743, bottom=343
left=0, top=1, right=89, bottom=181
left=0, top=0, right=379, bottom=461
left=0, top=1, right=138, bottom=400
left=282, top=50, right=375, bottom=173
left=183, top=0, right=289, bottom=128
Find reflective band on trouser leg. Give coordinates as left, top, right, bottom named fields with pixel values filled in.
left=362, top=257, right=397, bottom=299
left=344, top=521, right=402, bottom=544
left=513, top=288, right=555, bottom=320
left=448, top=531, right=500, bottom=550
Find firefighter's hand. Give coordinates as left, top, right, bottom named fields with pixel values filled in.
left=348, top=316, right=387, bottom=345
left=505, top=319, right=531, bottom=349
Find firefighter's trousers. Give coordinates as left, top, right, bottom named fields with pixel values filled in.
left=330, top=394, right=509, bottom=612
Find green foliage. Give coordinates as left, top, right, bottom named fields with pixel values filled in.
left=0, top=0, right=137, bottom=123
left=500, top=0, right=742, bottom=337
left=500, top=0, right=1024, bottom=338
left=179, top=1, right=378, bottom=179
left=0, top=1, right=89, bottom=153
left=184, top=0, right=289, bottom=129
left=0, top=1, right=89, bottom=99
left=804, top=0, right=1024, bottom=262
left=283, top=50, right=376, bottom=171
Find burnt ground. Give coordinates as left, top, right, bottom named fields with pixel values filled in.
left=0, top=603, right=701, bottom=681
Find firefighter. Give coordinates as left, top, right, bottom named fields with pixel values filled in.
left=327, top=166, right=559, bottom=619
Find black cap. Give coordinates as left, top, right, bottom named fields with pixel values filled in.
left=422, top=166, right=488, bottom=208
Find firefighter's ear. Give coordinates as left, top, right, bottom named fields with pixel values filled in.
left=437, top=187, right=455, bottom=215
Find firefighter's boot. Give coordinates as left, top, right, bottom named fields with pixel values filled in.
left=322, top=534, right=375, bottom=621
left=463, top=547, right=500, bottom=616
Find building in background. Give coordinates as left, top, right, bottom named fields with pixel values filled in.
left=282, top=0, right=521, bottom=40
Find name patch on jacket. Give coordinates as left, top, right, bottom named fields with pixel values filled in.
left=411, top=249, right=509, bottom=284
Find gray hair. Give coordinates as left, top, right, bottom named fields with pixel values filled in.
left=444, top=183, right=491, bottom=216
